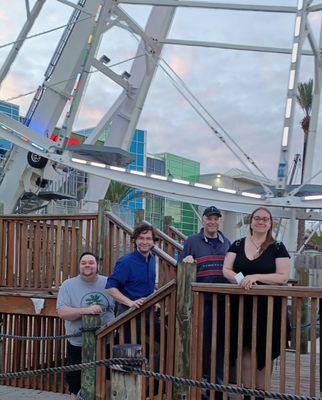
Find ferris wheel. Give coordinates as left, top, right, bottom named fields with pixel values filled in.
left=0, top=0, right=321, bottom=254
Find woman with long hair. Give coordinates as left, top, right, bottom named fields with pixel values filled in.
left=223, top=207, right=290, bottom=392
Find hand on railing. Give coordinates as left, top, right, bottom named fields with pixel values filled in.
left=127, top=298, right=146, bottom=309
left=182, top=255, right=195, bottom=263
left=85, top=305, right=103, bottom=314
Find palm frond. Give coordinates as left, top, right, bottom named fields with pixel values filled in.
left=296, top=78, right=313, bottom=117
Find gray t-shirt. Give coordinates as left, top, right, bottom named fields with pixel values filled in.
left=57, top=275, right=115, bottom=346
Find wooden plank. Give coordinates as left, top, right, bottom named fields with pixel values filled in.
left=7, top=221, right=15, bottom=287
left=55, top=221, right=62, bottom=288
left=70, top=220, right=77, bottom=277
left=191, top=283, right=322, bottom=298
left=279, top=297, right=287, bottom=393
left=190, top=291, right=199, bottom=400
left=210, top=294, right=218, bottom=400
left=0, top=295, right=57, bottom=316
left=295, top=298, right=302, bottom=395
left=173, top=262, right=196, bottom=400
left=310, top=297, right=317, bottom=396
left=166, top=289, right=176, bottom=400
left=149, top=308, right=155, bottom=400
left=223, top=295, right=230, bottom=400
left=34, top=221, right=41, bottom=288
left=251, top=296, right=258, bottom=390
left=158, top=299, right=165, bottom=400
left=20, top=222, right=27, bottom=289
left=264, top=296, right=273, bottom=391
left=236, top=296, right=244, bottom=386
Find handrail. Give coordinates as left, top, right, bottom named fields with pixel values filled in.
left=168, top=225, right=187, bottom=242
left=105, top=211, right=177, bottom=267
left=96, top=279, right=176, bottom=339
left=192, top=283, right=322, bottom=297
left=105, top=211, right=132, bottom=235
left=143, top=220, right=183, bottom=251
left=0, top=213, right=98, bottom=221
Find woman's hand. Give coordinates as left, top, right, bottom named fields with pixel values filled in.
left=240, top=274, right=258, bottom=290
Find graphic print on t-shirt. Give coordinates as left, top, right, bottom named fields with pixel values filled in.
left=80, top=292, right=112, bottom=312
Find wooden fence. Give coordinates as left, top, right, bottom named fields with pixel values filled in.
left=190, top=283, right=322, bottom=400
left=0, top=214, right=98, bottom=290
left=95, top=280, right=177, bottom=400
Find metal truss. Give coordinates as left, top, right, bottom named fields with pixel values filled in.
left=0, top=0, right=321, bottom=230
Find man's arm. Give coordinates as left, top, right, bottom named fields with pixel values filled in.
left=106, top=287, right=145, bottom=309
left=57, top=305, right=103, bottom=321
left=180, top=238, right=195, bottom=263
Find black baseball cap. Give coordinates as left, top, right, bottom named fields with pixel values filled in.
left=203, top=206, right=222, bottom=217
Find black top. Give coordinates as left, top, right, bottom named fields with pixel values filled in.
left=228, top=238, right=290, bottom=279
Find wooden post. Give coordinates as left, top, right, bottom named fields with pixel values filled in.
left=134, top=209, right=144, bottom=227
left=173, top=262, right=197, bottom=400
left=111, top=344, right=143, bottom=399
left=163, top=216, right=173, bottom=236
left=81, top=314, right=101, bottom=400
left=96, top=199, right=110, bottom=267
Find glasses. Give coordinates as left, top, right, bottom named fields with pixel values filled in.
left=253, top=216, right=270, bottom=223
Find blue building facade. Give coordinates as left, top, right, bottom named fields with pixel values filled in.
left=0, top=101, right=20, bottom=153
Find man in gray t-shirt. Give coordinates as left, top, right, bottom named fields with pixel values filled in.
left=57, top=252, right=115, bottom=400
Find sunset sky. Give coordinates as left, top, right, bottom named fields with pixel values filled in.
left=0, top=0, right=321, bottom=182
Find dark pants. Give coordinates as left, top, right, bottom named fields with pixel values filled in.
left=66, top=341, right=82, bottom=395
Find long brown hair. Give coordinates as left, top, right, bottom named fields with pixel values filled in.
left=249, top=207, right=275, bottom=254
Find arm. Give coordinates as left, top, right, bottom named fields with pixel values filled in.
left=240, top=257, right=290, bottom=290
left=223, top=252, right=238, bottom=283
left=181, top=238, right=195, bottom=263
left=57, top=304, right=103, bottom=321
left=106, top=287, right=145, bottom=309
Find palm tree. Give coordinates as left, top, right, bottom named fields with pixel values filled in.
left=104, top=180, right=133, bottom=204
left=296, top=78, right=313, bottom=182
left=296, top=79, right=313, bottom=251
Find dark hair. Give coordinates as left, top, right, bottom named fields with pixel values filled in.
left=79, top=252, right=99, bottom=264
left=131, top=223, right=159, bottom=245
left=249, top=207, right=275, bottom=255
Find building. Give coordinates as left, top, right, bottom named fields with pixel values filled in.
left=0, top=100, right=19, bottom=154
left=146, top=152, right=200, bottom=236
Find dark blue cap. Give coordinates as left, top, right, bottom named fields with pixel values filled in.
left=203, top=206, right=222, bottom=217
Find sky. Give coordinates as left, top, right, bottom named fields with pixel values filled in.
left=0, top=0, right=321, bottom=183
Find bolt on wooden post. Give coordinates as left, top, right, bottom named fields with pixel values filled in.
left=111, top=344, right=143, bottom=400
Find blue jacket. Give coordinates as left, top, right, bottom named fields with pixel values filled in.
left=105, top=250, right=156, bottom=300
left=181, top=228, right=231, bottom=283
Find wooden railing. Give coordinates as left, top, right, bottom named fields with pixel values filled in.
left=95, top=280, right=177, bottom=400
left=167, top=225, right=187, bottom=244
left=0, top=292, right=66, bottom=393
left=190, top=283, right=322, bottom=400
left=0, top=214, right=98, bottom=289
left=104, top=212, right=177, bottom=286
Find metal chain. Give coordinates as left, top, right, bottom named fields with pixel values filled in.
left=0, top=327, right=96, bottom=341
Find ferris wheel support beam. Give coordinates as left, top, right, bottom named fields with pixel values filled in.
left=83, top=4, right=177, bottom=208
left=276, top=0, right=309, bottom=194
left=0, top=0, right=46, bottom=88
left=1, top=113, right=322, bottom=219
left=302, top=18, right=322, bottom=183
left=117, top=0, right=297, bottom=13
left=161, top=38, right=314, bottom=56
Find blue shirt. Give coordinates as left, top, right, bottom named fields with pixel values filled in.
left=105, top=250, right=156, bottom=300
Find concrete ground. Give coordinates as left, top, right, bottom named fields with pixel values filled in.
left=0, top=385, right=69, bottom=399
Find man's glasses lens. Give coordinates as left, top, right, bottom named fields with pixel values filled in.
left=253, top=216, right=270, bottom=222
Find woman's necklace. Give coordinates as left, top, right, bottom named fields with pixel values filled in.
left=249, top=236, right=263, bottom=253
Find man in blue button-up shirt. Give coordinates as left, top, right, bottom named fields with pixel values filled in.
left=106, top=223, right=158, bottom=314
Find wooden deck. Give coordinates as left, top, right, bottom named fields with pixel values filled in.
left=271, top=350, right=321, bottom=397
